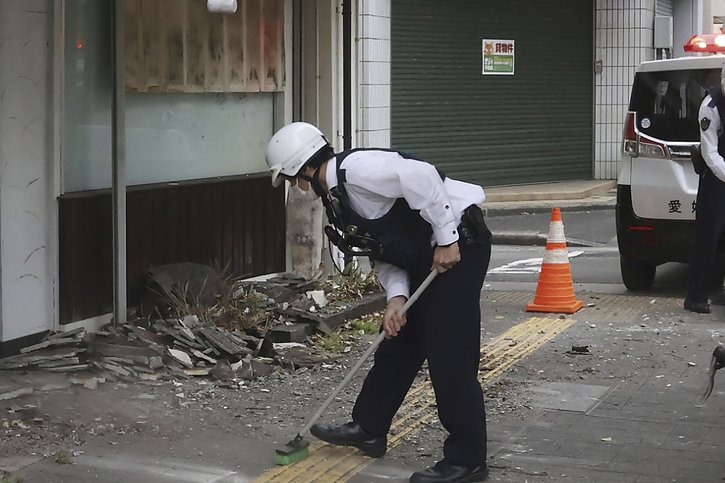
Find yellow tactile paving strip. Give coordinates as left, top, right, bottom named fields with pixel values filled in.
left=257, top=316, right=576, bottom=483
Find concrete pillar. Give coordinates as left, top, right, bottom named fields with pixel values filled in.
left=0, top=0, right=56, bottom=351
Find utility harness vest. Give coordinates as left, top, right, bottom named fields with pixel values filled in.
left=321, top=149, right=444, bottom=272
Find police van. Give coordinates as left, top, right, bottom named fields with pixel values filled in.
left=617, top=34, right=725, bottom=290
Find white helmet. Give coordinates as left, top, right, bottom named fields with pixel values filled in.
left=265, top=122, right=329, bottom=187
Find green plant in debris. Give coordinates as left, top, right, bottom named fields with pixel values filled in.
left=316, top=333, right=348, bottom=353
left=313, top=311, right=383, bottom=353
left=348, top=312, right=383, bottom=334
left=0, top=476, right=23, bottom=483
left=226, top=283, right=271, bottom=330
left=150, top=262, right=272, bottom=331
left=324, top=266, right=381, bottom=302
left=53, top=451, right=71, bottom=465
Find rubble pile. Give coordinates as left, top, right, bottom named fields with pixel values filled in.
left=0, top=328, right=88, bottom=373
left=0, top=271, right=385, bottom=388
left=89, top=314, right=275, bottom=382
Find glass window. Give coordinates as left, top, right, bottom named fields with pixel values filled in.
left=628, top=68, right=720, bottom=142
left=63, top=0, right=274, bottom=193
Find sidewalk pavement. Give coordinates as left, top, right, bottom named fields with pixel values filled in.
left=482, top=179, right=616, bottom=216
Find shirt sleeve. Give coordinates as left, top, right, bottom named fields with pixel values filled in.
left=699, top=100, right=725, bottom=183
left=345, top=153, right=461, bottom=246
left=376, top=261, right=410, bottom=301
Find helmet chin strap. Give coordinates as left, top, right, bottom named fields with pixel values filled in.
left=298, top=166, right=325, bottom=197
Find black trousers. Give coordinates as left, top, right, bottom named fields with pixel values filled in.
left=688, top=171, right=725, bottom=302
left=351, top=237, right=491, bottom=467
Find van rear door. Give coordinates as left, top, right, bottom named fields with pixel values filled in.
left=627, top=67, right=718, bottom=221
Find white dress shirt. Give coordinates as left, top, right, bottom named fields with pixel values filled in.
left=325, top=150, right=486, bottom=300
left=699, top=95, right=725, bottom=183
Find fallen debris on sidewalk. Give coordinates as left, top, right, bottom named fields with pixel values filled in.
left=0, top=268, right=385, bottom=394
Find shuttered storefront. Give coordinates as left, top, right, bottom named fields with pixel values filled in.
left=391, top=0, right=594, bottom=186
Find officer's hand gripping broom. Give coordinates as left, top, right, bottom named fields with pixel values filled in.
left=274, top=269, right=439, bottom=465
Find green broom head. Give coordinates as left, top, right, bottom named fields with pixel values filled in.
left=274, top=435, right=310, bottom=466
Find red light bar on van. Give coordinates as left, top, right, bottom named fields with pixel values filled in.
left=684, top=33, right=725, bottom=53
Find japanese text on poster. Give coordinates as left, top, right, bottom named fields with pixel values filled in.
left=482, top=39, right=515, bottom=75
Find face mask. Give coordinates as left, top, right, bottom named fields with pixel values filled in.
left=290, top=184, right=320, bottom=202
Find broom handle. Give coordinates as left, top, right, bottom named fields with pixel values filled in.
left=298, top=268, right=438, bottom=437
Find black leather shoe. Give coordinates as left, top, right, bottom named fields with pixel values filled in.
left=684, top=298, right=711, bottom=314
left=309, top=421, right=387, bottom=457
left=410, top=461, right=489, bottom=482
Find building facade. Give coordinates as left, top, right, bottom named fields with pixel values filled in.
left=0, top=0, right=711, bottom=354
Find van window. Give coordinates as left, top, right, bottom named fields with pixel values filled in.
left=629, top=68, right=720, bottom=142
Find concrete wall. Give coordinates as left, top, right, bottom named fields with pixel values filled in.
left=357, top=0, right=390, bottom=147
left=673, top=0, right=705, bottom=52
left=594, top=0, right=706, bottom=181
left=595, top=0, right=655, bottom=180
left=0, top=1, right=55, bottom=342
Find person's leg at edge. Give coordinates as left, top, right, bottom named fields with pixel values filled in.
left=688, top=174, right=725, bottom=303
left=351, top=300, right=428, bottom=437
left=420, top=241, right=490, bottom=467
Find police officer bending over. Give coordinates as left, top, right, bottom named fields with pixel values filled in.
left=686, top=64, right=725, bottom=314
left=266, top=122, right=492, bottom=482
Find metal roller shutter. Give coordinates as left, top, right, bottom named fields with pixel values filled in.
left=391, top=0, right=594, bottom=186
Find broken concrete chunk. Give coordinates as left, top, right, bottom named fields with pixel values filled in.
left=183, top=367, right=211, bottom=377
left=269, top=323, right=314, bottom=343
left=306, top=290, right=328, bottom=308
left=129, top=326, right=170, bottom=346
left=103, top=356, right=135, bottom=366
left=210, top=360, right=233, bottom=381
left=138, top=373, right=162, bottom=381
left=148, top=356, right=164, bottom=370
left=233, top=360, right=254, bottom=380
left=99, top=362, right=131, bottom=377
left=166, top=348, right=194, bottom=368
left=47, top=327, right=85, bottom=340
left=180, top=327, right=196, bottom=342
left=191, top=348, right=217, bottom=365
left=198, top=327, right=251, bottom=356
left=83, top=377, right=99, bottom=390
left=251, top=359, right=275, bottom=378
left=0, top=387, right=34, bottom=401
left=129, top=355, right=149, bottom=366
left=20, top=337, right=81, bottom=354
left=37, top=357, right=81, bottom=368
left=46, top=364, right=90, bottom=372
left=180, top=315, right=200, bottom=329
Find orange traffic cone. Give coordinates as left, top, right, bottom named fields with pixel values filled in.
left=526, top=207, right=583, bottom=314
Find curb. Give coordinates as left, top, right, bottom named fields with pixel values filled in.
left=491, top=231, right=603, bottom=248
left=483, top=180, right=617, bottom=203
left=482, top=198, right=615, bottom=216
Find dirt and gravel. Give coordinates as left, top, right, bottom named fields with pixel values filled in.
left=0, top=312, right=534, bottom=479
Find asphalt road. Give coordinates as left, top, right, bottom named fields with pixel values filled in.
left=487, top=206, right=691, bottom=299
left=487, top=207, right=618, bottom=247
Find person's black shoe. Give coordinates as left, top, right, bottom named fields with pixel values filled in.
left=309, top=421, right=387, bottom=457
left=684, top=298, right=711, bottom=314
left=410, top=461, right=489, bottom=482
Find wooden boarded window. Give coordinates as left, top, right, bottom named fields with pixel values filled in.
left=124, top=0, right=284, bottom=93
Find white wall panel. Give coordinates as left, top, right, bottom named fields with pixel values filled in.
left=0, top=1, right=54, bottom=341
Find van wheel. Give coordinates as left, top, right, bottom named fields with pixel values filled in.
left=620, top=256, right=656, bottom=291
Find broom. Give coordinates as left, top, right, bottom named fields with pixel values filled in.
left=274, top=269, right=438, bottom=465
left=701, top=345, right=725, bottom=402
